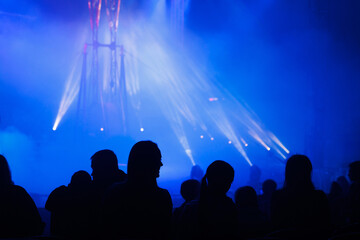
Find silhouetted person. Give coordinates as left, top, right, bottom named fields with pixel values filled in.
left=258, top=179, right=277, bottom=220
left=0, top=154, right=44, bottom=238
left=329, top=181, right=343, bottom=197
left=101, top=141, right=172, bottom=240
left=178, top=160, right=237, bottom=240
left=270, top=154, right=331, bottom=238
left=180, top=179, right=201, bottom=203
left=235, top=186, right=268, bottom=239
left=172, top=179, right=201, bottom=238
left=337, top=176, right=350, bottom=196
left=90, top=149, right=127, bottom=237
left=46, top=170, right=93, bottom=238
left=328, top=181, right=347, bottom=226
left=346, top=161, right=360, bottom=223
left=91, top=149, right=127, bottom=196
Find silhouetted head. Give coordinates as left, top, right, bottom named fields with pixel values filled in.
left=181, top=179, right=201, bottom=202
left=262, top=179, right=277, bottom=195
left=284, top=154, right=314, bottom=191
left=336, top=176, right=350, bottom=193
left=91, top=149, right=119, bottom=182
left=0, top=155, right=13, bottom=187
left=127, top=141, right=162, bottom=181
left=69, top=170, right=92, bottom=190
left=348, top=161, right=360, bottom=182
left=202, top=160, right=234, bottom=195
left=235, top=186, right=258, bottom=208
left=329, top=181, right=342, bottom=197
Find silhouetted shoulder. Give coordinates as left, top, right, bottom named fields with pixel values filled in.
left=0, top=185, right=44, bottom=238
left=273, top=188, right=328, bottom=203
left=10, top=185, right=42, bottom=212
left=157, top=186, right=172, bottom=202
left=11, top=184, right=31, bottom=196
left=271, top=188, right=330, bottom=231
left=45, top=185, right=68, bottom=211
left=105, top=181, right=172, bottom=208
left=102, top=181, right=172, bottom=240
left=224, top=195, right=236, bottom=207
left=314, top=189, right=328, bottom=201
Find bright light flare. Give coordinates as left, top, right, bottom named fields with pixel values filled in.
left=185, top=149, right=195, bottom=166
left=207, top=110, right=252, bottom=166
left=233, top=139, right=253, bottom=166
left=52, top=55, right=81, bottom=131
left=275, top=148, right=287, bottom=159
left=268, top=132, right=290, bottom=154
left=116, top=22, right=257, bottom=166
left=167, top=113, right=196, bottom=166
left=52, top=14, right=283, bottom=168
left=249, top=130, right=271, bottom=152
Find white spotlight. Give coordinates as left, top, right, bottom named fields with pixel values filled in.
left=140, top=128, right=144, bottom=132
left=200, top=135, right=204, bottom=139
left=184, top=149, right=196, bottom=166
left=228, top=140, right=232, bottom=144
left=268, top=132, right=290, bottom=154
left=210, top=137, right=214, bottom=141
left=100, top=128, right=104, bottom=131
left=241, top=138, right=248, bottom=146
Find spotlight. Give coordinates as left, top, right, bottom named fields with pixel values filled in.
left=100, top=128, right=104, bottom=131
left=200, top=135, right=204, bottom=139
left=210, top=137, right=214, bottom=141
left=184, top=149, right=195, bottom=166
left=268, top=132, right=290, bottom=154
left=245, top=143, right=248, bottom=147
left=140, top=128, right=144, bottom=132
left=267, top=147, right=271, bottom=151
left=52, top=127, right=56, bottom=131
left=228, top=140, right=232, bottom=144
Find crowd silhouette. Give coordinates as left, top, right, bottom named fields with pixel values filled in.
left=0, top=142, right=360, bottom=239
